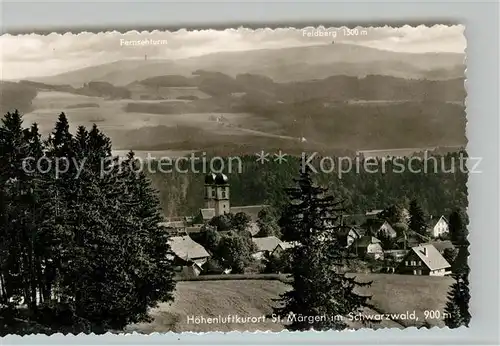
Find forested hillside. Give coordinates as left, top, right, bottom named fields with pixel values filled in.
left=146, top=153, right=468, bottom=219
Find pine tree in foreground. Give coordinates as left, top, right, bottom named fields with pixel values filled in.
left=444, top=209, right=470, bottom=328
left=444, top=274, right=470, bottom=328
left=273, top=163, right=372, bottom=331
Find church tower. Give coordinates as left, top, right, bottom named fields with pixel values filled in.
left=204, top=173, right=216, bottom=209
left=213, top=173, right=230, bottom=216
left=204, top=173, right=230, bottom=216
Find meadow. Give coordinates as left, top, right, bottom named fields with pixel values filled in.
left=22, top=91, right=289, bottom=156
left=125, top=274, right=453, bottom=333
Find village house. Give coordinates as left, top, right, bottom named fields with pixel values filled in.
left=345, top=227, right=366, bottom=247
left=353, top=236, right=384, bottom=260
left=371, top=220, right=397, bottom=239
left=270, top=241, right=297, bottom=257
left=251, top=236, right=284, bottom=260
left=429, top=215, right=450, bottom=238
left=167, top=235, right=211, bottom=277
left=397, top=244, right=451, bottom=276
left=198, top=173, right=268, bottom=224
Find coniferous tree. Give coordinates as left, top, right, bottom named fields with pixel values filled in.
left=1, top=112, right=177, bottom=334
left=444, top=274, right=470, bottom=328
left=409, top=199, right=427, bottom=236
left=273, top=163, right=371, bottom=331
left=443, top=295, right=464, bottom=328
left=117, top=152, right=176, bottom=323
left=0, top=110, right=39, bottom=309
left=444, top=209, right=470, bottom=328
left=449, top=210, right=468, bottom=251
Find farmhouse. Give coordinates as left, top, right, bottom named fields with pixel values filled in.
left=167, top=235, right=210, bottom=277
left=354, top=236, right=384, bottom=260
left=397, top=244, right=451, bottom=276
left=251, top=236, right=283, bottom=260
left=198, top=173, right=267, bottom=222
left=429, top=215, right=449, bottom=238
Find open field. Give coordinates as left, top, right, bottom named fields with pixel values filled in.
left=20, top=89, right=466, bottom=156
left=125, top=274, right=453, bottom=333
left=351, top=273, right=454, bottom=327
left=23, top=91, right=288, bottom=151
left=126, top=280, right=288, bottom=333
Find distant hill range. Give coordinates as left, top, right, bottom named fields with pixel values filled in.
left=1, top=44, right=466, bottom=154
left=27, top=44, right=465, bottom=86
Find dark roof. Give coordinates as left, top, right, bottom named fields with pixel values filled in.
left=355, top=235, right=381, bottom=247
left=205, top=172, right=229, bottom=185
left=214, top=173, right=229, bottom=185
left=205, top=173, right=217, bottom=184
left=410, top=244, right=451, bottom=270
left=349, top=227, right=366, bottom=237
left=230, top=205, right=267, bottom=222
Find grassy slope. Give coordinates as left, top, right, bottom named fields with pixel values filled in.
left=353, top=273, right=454, bottom=327
left=126, top=280, right=289, bottom=333
left=126, top=274, right=453, bottom=333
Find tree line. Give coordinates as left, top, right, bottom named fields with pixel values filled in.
left=147, top=151, right=468, bottom=221
left=0, top=111, right=176, bottom=335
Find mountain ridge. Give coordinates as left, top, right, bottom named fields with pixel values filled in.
left=25, top=43, right=465, bottom=86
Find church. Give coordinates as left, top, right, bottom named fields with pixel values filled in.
left=197, top=173, right=267, bottom=225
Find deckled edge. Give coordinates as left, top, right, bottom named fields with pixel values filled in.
left=0, top=23, right=469, bottom=339
left=0, top=24, right=465, bottom=37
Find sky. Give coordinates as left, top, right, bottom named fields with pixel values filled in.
left=0, top=25, right=466, bottom=80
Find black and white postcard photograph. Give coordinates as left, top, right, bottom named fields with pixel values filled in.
left=0, top=25, right=470, bottom=335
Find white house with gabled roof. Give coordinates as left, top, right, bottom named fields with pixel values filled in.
left=397, top=244, right=451, bottom=276
left=430, top=215, right=449, bottom=238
